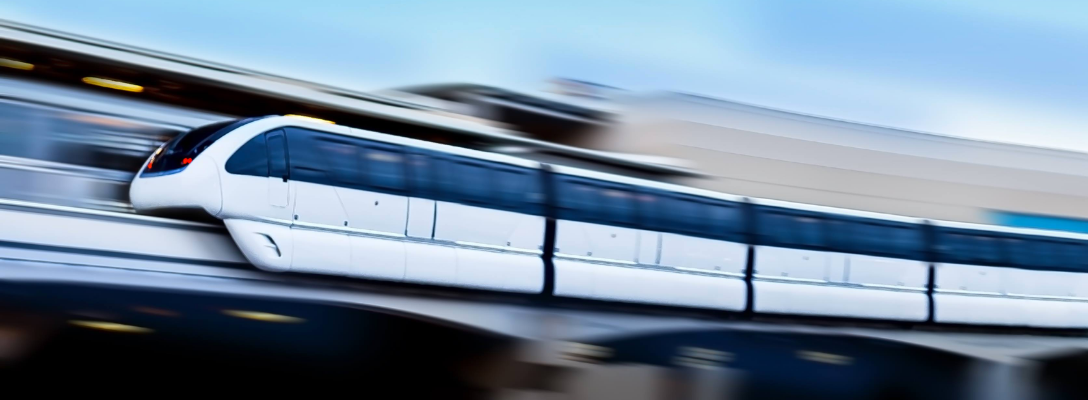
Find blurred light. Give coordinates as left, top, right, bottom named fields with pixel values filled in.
left=560, top=342, right=612, bottom=363
left=147, top=144, right=165, bottom=170
left=181, top=157, right=192, bottom=165
left=82, top=77, right=144, bottom=93
left=222, top=310, right=304, bottom=323
left=367, top=152, right=401, bottom=162
left=0, top=58, right=33, bottom=71
left=69, top=320, right=152, bottom=333
left=132, top=306, right=178, bottom=317
left=674, top=347, right=734, bottom=369
left=285, top=114, right=334, bottom=124
left=796, top=350, right=853, bottom=366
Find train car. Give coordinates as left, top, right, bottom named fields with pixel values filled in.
left=928, top=220, right=1088, bottom=328
left=545, top=165, right=750, bottom=310
left=130, top=115, right=1088, bottom=328
left=745, top=199, right=931, bottom=321
left=132, top=115, right=548, bottom=292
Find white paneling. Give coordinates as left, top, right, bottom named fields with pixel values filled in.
left=934, top=263, right=1088, bottom=327
left=753, top=247, right=929, bottom=320
left=637, top=231, right=659, bottom=265
left=403, top=241, right=457, bottom=286
left=406, top=198, right=435, bottom=238
left=220, top=175, right=271, bottom=219
left=348, top=235, right=406, bottom=281
left=290, top=228, right=350, bottom=275
left=658, top=234, right=746, bottom=274
left=554, top=259, right=746, bottom=310
left=826, top=253, right=849, bottom=282
left=455, top=249, right=543, bottom=293
left=754, top=281, right=928, bottom=321
left=434, top=202, right=544, bottom=251
left=555, top=220, right=638, bottom=262
left=224, top=218, right=292, bottom=272
left=934, top=294, right=1088, bottom=328
left=290, top=181, right=350, bottom=275
left=844, top=255, right=929, bottom=289
left=754, top=246, right=830, bottom=281
left=219, top=173, right=293, bottom=222
left=268, top=176, right=289, bottom=207
left=338, top=188, right=408, bottom=234
left=935, top=264, right=1005, bottom=294
left=1003, top=269, right=1085, bottom=298
left=292, top=182, right=347, bottom=226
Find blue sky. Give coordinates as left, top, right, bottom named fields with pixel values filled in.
left=5, top=0, right=1088, bottom=151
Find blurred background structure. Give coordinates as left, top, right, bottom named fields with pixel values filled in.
left=3, top=3, right=1088, bottom=398
left=7, top=17, right=1088, bottom=229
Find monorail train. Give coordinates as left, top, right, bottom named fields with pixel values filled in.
left=130, top=115, right=1088, bottom=328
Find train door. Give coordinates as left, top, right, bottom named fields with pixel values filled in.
left=266, top=129, right=290, bottom=208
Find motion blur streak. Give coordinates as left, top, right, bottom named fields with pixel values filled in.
left=0, top=57, right=32, bottom=70
left=222, top=310, right=305, bottom=323
left=284, top=114, right=335, bottom=124
left=68, top=320, right=153, bottom=334
left=81, top=77, right=144, bottom=92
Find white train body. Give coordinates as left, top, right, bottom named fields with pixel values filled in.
left=131, top=116, right=1088, bottom=328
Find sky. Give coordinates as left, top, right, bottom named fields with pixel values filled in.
left=4, top=0, right=1088, bottom=152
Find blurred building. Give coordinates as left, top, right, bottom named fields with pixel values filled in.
left=392, top=79, right=1088, bottom=229
left=0, top=21, right=693, bottom=211
left=6, top=16, right=1088, bottom=231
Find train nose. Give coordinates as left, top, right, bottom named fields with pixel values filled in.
left=129, top=156, right=222, bottom=216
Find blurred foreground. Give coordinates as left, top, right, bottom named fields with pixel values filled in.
left=0, top=280, right=975, bottom=399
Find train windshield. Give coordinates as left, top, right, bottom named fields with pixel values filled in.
left=141, top=117, right=262, bottom=176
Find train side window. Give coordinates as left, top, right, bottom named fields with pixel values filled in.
left=1041, top=241, right=1080, bottom=271
left=665, top=196, right=705, bottom=235
left=830, top=219, right=858, bottom=253
left=599, top=186, right=636, bottom=226
left=360, top=144, right=406, bottom=192
left=636, top=190, right=665, bottom=230
left=1064, top=243, right=1088, bottom=271
left=794, top=216, right=825, bottom=247
left=284, top=127, right=334, bottom=184
left=973, top=235, right=1003, bottom=264
left=318, top=136, right=360, bottom=186
left=706, top=202, right=740, bottom=239
left=759, top=210, right=825, bottom=248
left=452, top=159, right=494, bottom=205
left=884, top=224, right=923, bottom=257
left=494, top=166, right=543, bottom=214
left=554, top=176, right=637, bottom=226
left=1039, top=241, right=1067, bottom=270
left=833, top=220, right=922, bottom=258
left=1004, top=237, right=1039, bottom=268
left=998, top=235, right=1088, bottom=272
left=638, top=191, right=740, bottom=240
left=406, top=152, right=437, bottom=197
left=267, top=129, right=288, bottom=181
left=224, top=132, right=268, bottom=177
left=941, top=232, right=1002, bottom=265
left=555, top=178, right=600, bottom=221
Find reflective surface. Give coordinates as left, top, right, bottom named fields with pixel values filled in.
left=0, top=77, right=224, bottom=212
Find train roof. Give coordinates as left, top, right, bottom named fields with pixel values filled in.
left=749, top=198, right=926, bottom=224
left=548, top=164, right=744, bottom=202
left=930, top=220, right=1088, bottom=241
left=250, top=116, right=543, bottom=170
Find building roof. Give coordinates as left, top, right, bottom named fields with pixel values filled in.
left=0, top=19, right=698, bottom=177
